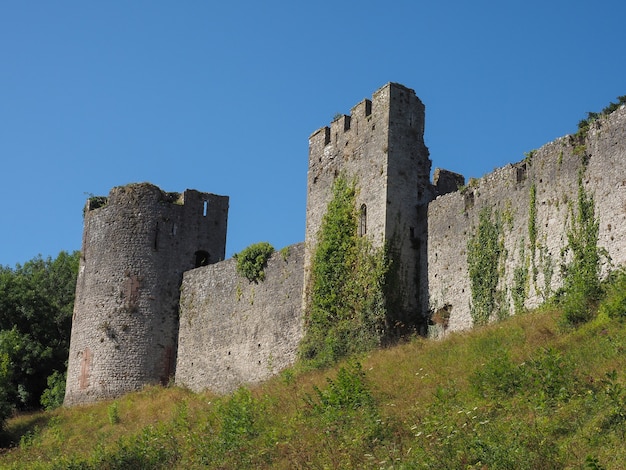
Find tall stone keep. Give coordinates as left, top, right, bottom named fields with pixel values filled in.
left=305, top=83, right=433, bottom=330
left=64, top=183, right=228, bottom=406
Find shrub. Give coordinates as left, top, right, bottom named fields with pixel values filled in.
left=525, top=347, right=575, bottom=407
left=234, top=242, right=274, bottom=282
left=40, top=371, right=66, bottom=411
left=598, top=269, right=626, bottom=320
left=0, top=350, right=14, bottom=431
left=470, top=351, right=525, bottom=399
left=306, top=361, right=375, bottom=415
left=107, top=402, right=120, bottom=425
left=303, top=361, right=385, bottom=457
left=217, top=387, right=259, bottom=451
left=599, top=370, right=626, bottom=428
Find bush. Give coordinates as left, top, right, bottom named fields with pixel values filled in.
left=303, top=361, right=386, bottom=462
left=525, top=347, right=575, bottom=407
left=234, top=242, right=274, bottom=282
left=217, top=387, right=259, bottom=451
left=40, top=371, right=66, bottom=411
left=598, top=269, right=626, bottom=320
left=0, top=351, right=14, bottom=431
left=306, top=361, right=375, bottom=415
left=470, top=351, right=525, bottom=399
left=107, top=402, right=120, bottom=425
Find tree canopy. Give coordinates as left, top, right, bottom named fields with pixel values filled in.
left=0, top=251, right=79, bottom=425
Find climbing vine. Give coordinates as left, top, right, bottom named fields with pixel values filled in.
left=467, top=207, right=506, bottom=326
left=512, top=241, right=529, bottom=315
left=539, top=245, right=554, bottom=302
left=560, top=174, right=605, bottom=325
left=528, top=182, right=541, bottom=287
left=299, top=176, right=388, bottom=368
left=528, top=183, right=537, bottom=255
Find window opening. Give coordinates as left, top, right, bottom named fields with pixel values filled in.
left=516, top=163, right=527, bottom=183
left=195, top=250, right=210, bottom=268
left=203, top=200, right=208, bottom=217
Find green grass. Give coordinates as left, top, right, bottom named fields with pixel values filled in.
left=1, top=305, right=626, bottom=469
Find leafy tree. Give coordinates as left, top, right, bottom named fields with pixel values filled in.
left=0, top=251, right=79, bottom=415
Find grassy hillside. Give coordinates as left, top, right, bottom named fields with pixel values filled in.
left=1, top=303, right=625, bottom=469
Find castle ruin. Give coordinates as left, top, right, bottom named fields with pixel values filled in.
left=64, top=185, right=228, bottom=405
left=64, top=83, right=626, bottom=405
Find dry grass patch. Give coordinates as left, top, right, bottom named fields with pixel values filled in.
left=2, top=305, right=626, bottom=468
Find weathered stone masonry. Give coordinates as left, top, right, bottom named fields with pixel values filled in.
left=64, top=183, right=228, bottom=405
left=65, top=83, right=626, bottom=405
left=428, top=106, right=626, bottom=334
left=176, top=244, right=305, bottom=394
left=305, top=83, right=460, bottom=330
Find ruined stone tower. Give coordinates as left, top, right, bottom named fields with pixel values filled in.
left=64, top=183, right=228, bottom=405
left=305, top=83, right=435, bottom=329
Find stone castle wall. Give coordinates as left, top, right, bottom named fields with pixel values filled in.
left=175, top=243, right=305, bottom=394
left=64, top=183, right=228, bottom=405
left=64, top=84, right=626, bottom=404
left=305, top=83, right=432, bottom=327
left=428, top=106, right=626, bottom=333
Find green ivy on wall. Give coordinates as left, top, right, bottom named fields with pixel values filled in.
left=539, top=245, right=554, bottom=302
left=560, top=175, right=605, bottom=325
left=512, top=241, right=529, bottom=315
left=467, top=207, right=507, bottom=326
left=528, top=183, right=537, bottom=256
left=299, top=176, right=388, bottom=368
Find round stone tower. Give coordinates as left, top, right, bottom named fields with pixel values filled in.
left=64, top=183, right=228, bottom=406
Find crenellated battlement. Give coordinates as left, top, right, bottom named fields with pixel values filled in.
left=308, top=83, right=419, bottom=149
left=351, top=98, right=372, bottom=120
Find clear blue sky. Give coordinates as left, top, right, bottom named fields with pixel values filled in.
left=1, top=1, right=625, bottom=267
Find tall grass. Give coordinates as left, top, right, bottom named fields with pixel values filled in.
left=2, top=300, right=626, bottom=468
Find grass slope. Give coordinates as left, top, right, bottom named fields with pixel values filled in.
left=1, top=306, right=626, bottom=469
